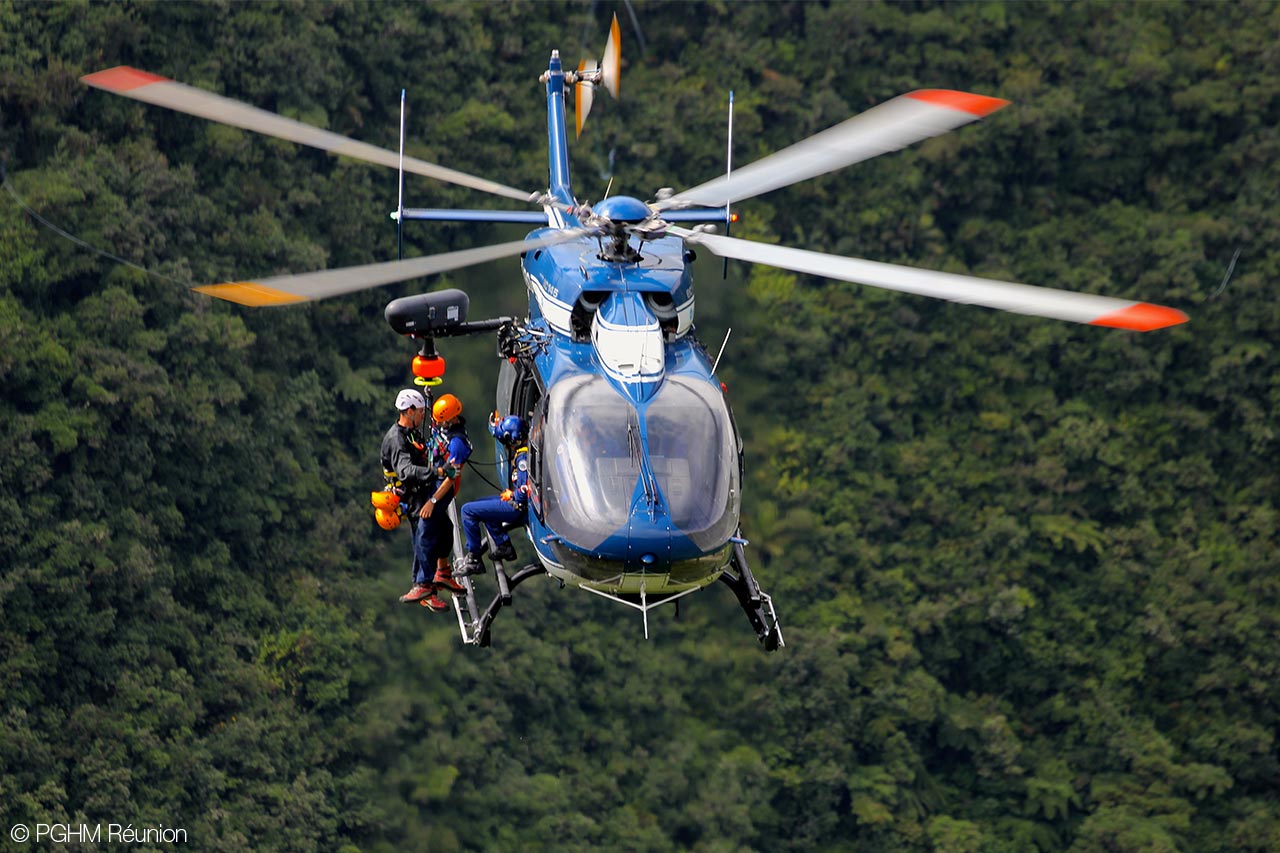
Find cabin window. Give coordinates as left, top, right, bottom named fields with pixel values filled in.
left=643, top=376, right=741, bottom=550
left=541, top=375, right=639, bottom=549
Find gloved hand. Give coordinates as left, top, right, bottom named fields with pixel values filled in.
left=500, top=489, right=514, bottom=502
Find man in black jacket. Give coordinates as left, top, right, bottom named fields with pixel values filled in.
left=380, top=389, right=448, bottom=611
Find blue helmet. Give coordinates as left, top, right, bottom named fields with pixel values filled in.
left=491, top=415, right=527, bottom=445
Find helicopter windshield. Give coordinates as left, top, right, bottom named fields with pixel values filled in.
left=542, top=375, right=641, bottom=549
left=645, top=376, right=741, bottom=550
left=541, top=374, right=740, bottom=552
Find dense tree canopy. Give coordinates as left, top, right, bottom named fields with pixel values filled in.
left=2, top=2, right=1277, bottom=851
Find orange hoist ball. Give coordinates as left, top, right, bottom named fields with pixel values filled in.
left=413, top=355, right=446, bottom=380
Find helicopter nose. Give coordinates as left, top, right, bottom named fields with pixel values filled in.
left=625, top=514, right=672, bottom=569
left=625, top=514, right=705, bottom=570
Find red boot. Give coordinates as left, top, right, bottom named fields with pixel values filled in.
left=399, top=583, right=434, bottom=603
left=433, top=566, right=465, bottom=593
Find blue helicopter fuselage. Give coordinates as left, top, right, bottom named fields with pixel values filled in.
left=513, top=227, right=741, bottom=595
left=480, top=50, right=744, bottom=598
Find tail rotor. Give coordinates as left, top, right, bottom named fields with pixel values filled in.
left=574, top=13, right=621, bottom=137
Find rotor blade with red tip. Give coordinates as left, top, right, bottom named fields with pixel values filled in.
left=193, top=229, right=592, bottom=307
left=657, top=89, right=1009, bottom=210
left=81, top=66, right=535, bottom=203
left=673, top=227, right=1188, bottom=331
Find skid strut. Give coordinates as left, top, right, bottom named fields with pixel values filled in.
left=719, top=539, right=784, bottom=651
left=448, top=505, right=543, bottom=647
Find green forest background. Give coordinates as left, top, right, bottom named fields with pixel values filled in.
left=3, top=2, right=1278, bottom=851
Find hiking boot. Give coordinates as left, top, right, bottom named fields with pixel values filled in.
left=433, top=566, right=465, bottom=593
left=491, top=539, right=518, bottom=563
left=419, top=592, right=448, bottom=612
left=399, top=583, right=434, bottom=603
left=454, top=551, right=485, bottom=578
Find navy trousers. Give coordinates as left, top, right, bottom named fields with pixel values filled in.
left=461, top=495, right=526, bottom=554
left=409, top=514, right=437, bottom=585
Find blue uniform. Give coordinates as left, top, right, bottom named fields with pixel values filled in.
left=461, top=446, right=529, bottom=554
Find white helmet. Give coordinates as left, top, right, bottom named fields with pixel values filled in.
left=395, top=388, right=427, bottom=411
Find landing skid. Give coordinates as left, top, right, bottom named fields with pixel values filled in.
left=720, top=541, right=785, bottom=651
left=443, top=507, right=783, bottom=650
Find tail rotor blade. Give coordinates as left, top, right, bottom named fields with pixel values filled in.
left=575, top=13, right=620, bottom=138
left=601, top=13, right=622, bottom=100
left=576, top=59, right=597, bottom=138
left=658, top=90, right=1008, bottom=210
left=194, top=228, right=592, bottom=306
left=82, top=66, right=535, bottom=203
left=674, top=227, right=1188, bottom=331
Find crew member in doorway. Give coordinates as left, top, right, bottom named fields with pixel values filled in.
left=456, top=414, right=529, bottom=576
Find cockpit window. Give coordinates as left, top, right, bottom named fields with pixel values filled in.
left=542, top=373, right=741, bottom=553
left=541, top=375, right=639, bottom=549
left=645, top=376, right=741, bottom=550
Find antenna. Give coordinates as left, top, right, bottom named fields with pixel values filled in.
left=397, top=89, right=406, bottom=260
left=723, top=90, right=734, bottom=279
left=712, top=327, right=732, bottom=374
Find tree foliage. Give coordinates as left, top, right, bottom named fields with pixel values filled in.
left=2, top=1, right=1278, bottom=851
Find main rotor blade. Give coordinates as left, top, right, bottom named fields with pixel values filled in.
left=673, top=227, right=1188, bottom=331
left=82, top=66, right=535, bottom=204
left=657, top=90, right=1008, bottom=210
left=194, top=228, right=591, bottom=306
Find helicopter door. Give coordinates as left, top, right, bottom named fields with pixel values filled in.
left=497, top=358, right=544, bottom=423
left=526, top=394, right=548, bottom=522
left=515, top=365, right=543, bottom=422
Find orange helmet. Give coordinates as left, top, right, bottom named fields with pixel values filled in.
left=371, top=491, right=401, bottom=511
left=375, top=507, right=401, bottom=530
left=432, top=393, right=462, bottom=423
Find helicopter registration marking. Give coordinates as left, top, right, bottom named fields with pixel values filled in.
left=527, top=273, right=575, bottom=335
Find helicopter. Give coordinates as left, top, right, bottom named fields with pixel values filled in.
left=81, top=16, right=1187, bottom=651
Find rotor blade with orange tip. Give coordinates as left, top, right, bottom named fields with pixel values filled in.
left=672, top=227, right=1188, bottom=331
left=657, top=89, right=1009, bottom=210
left=194, top=229, right=592, bottom=307
left=81, top=66, right=535, bottom=203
